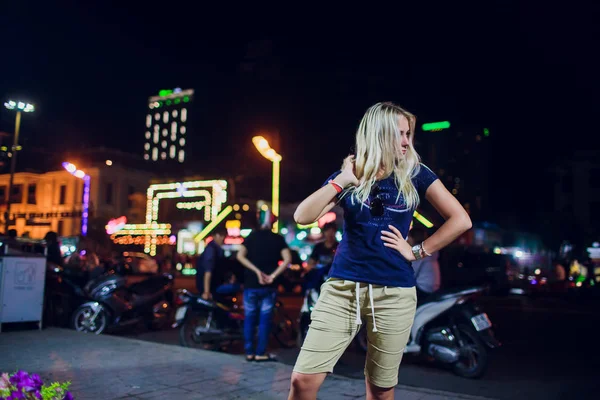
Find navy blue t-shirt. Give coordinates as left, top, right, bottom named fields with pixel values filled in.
left=325, top=164, right=438, bottom=288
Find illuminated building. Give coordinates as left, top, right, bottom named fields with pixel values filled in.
left=417, top=123, right=491, bottom=220
left=552, top=150, right=600, bottom=239
left=0, top=163, right=152, bottom=238
left=144, top=88, right=194, bottom=163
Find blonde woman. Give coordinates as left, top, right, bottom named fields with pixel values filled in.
left=288, top=102, right=472, bottom=400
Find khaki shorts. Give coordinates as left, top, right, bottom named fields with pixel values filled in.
left=293, top=278, right=417, bottom=388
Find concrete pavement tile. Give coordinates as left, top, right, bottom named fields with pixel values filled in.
left=72, top=387, right=136, bottom=400
left=136, top=387, right=194, bottom=399
left=318, top=388, right=364, bottom=399
left=217, top=387, right=282, bottom=400
left=240, top=371, right=290, bottom=386
left=178, top=380, right=242, bottom=396
left=394, top=388, right=425, bottom=399
left=145, top=371, right=213, bottom=386
left=123, top=383, right=172, bottom=396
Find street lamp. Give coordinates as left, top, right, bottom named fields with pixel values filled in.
left=252, top=136, right=282, bottom=233
left=3, top=100, right=35, bottom=232
left=62, top=162, right=91, bottom=236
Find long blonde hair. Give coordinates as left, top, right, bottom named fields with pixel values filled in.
left=350, top=102, right=422, bottom=210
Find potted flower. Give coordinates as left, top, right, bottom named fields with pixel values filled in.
left=0, top=371, right=72, bottom=400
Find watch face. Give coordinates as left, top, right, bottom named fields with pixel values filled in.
left=412, top=245, right=422, bottom=260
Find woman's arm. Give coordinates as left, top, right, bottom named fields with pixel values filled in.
left=381, top=180, right=471, bottom=260
left=293, top=186, right=338, bottom=225
left=294, top=156, right=358, bottom=225
left=421, top=180, right=472, bottom=254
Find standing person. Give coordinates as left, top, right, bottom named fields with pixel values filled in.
left=408, top=226, right=441, bottom=302
left=289, top=102, right=472, bottom=400
left=303, top=222, right=339, bottom=293
left=5, top=229, right=22, bottom=253
left=236, top=207, right=292, bottom=362
left=195, top=227, right=227, bottom=300
left=44, top=231, right=63, bottom=267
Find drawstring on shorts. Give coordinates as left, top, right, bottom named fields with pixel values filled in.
left=355, top=282, right=378, bottom=332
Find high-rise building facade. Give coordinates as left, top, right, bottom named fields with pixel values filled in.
left=144, top=88, right=194, bottom=163
left=417, top=123, right=491, bottom=221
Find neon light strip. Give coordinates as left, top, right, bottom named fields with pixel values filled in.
left=195, top=206, right=233, bottom=242
left=413, top=211, right=434, bottom=228
left=148, top=180, right=227, bottom=191
left=156, top=190, right=211, bottom=199
left=81, top=175, right=90, bottom=236
left=121, top=223, right=171, bottom=229
left=113, top=229, right=171, bottom=236
left=272, top=159, right=280, bottom=233
left=297, top=222, right=318, bottom=229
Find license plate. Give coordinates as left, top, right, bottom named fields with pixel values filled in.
left=175, top=306, right=188, bottom=321
left=471, top=313, right=492, bottom=331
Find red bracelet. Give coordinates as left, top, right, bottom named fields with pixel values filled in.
left=329, top=180, right=343, bottom=193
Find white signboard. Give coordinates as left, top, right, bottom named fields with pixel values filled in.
left=0, top=256, right=47, bottom=326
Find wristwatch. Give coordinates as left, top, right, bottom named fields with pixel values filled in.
left=411, top=244, right=423, bottom=261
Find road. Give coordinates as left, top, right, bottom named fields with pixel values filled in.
left=122, top=280, right=600, bottom=400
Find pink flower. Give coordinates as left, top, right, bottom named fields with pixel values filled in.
left=1, top=372, right=11, bottom=389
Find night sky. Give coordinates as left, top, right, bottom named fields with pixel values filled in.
left=2, top=1, right=598, bottom=235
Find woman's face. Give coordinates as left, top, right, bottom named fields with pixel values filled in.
left=397, top=115, right=411, bottom=157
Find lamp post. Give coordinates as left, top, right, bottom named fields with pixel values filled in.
left=252, top=136, right=282, bottom=233
left=62, top=162, right=91, bottom=236
left=3, top=100, right=34, bottom=233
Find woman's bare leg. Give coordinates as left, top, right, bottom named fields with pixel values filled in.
left=288, top=372, right=327, bottom=400
left=365, top=377, right=394, bottom=400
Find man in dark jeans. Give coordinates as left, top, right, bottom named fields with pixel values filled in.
left=236, top=208, right=291, bottom=362
left=196, top=227, right=227, bottom=300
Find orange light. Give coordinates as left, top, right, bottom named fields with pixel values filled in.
left=224, top=237, right=244, bottom=245
left=225, top=220, right=241, bottom=229
left=257, top=137, right=269, bottom=150
left=318, top=211, right=337, bottom=227
left=110, top=234, right=172, bottom=245
left=74, top=170, right=85, bottom=178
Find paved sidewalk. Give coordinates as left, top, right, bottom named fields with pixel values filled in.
left=0, top=328, right=496, bottom=399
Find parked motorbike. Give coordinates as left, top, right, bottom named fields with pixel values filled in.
left=69, top=270, right=174, bottom=334
left=354, top=286, right=500, bottom=378
left=43, top=263, right=90, bottom=328
left=174, top=288, right=296, bottom=350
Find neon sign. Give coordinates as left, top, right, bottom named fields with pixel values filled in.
left=109, top=179, right=228, bottom=256
left=105, top=216, right=127, bottom=235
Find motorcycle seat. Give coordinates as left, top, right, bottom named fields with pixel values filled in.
left=129, top=291, right=164, bottom=306
left=419, top=286, right=483, bottom=305
left=129, top=276, right=171, bottom=296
